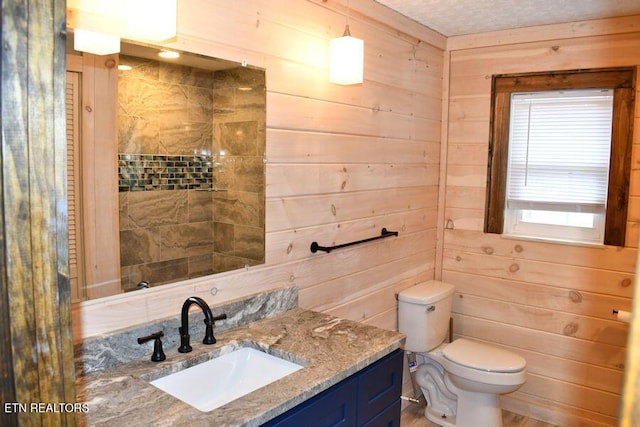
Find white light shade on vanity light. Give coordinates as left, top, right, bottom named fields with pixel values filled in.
left=126, top=0, right=177, bottom=41
left=329, top=26, right=364, bottom=85
left=74, top=29, right=120, bottom=56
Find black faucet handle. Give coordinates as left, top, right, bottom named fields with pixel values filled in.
left=202, top=313, right=227, bottom=345
left=137, top=331, right=166, bottom=362
left=137, top=330, right=164, bottom=344
left=212, top=313, right=227, bottom=322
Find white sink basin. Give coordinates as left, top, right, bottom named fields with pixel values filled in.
left=149, top=347, right=304, bottom=412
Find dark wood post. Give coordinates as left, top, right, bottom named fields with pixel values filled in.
left=1, top=0, right=76, bottom=425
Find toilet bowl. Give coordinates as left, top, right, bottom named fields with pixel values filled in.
left=398, top=281, right=527, bottom=427
left=417, top=339, right=526, bottom=427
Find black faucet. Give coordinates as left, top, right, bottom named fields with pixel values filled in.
left=178, top=296, right=227, bottom=353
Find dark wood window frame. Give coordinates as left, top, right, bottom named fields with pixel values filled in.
left=485, top=67, right=636, bottom=246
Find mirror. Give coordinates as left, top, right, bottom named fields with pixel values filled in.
left=66, top=40, right=266, bottom=300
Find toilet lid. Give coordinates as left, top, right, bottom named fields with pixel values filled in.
left=397, top=280, right=455, bottom=305
left=442, top=339, right=526, bottom=373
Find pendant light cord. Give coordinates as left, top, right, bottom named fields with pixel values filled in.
left=344, top=0, right=351, bottom=36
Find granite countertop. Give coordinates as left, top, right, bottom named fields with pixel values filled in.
left=76, top=308, right=405, bottom=427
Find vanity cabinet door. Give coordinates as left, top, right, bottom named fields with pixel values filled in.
left=357, top=349, right=403, bottom=425
left=262, top=377, right=357, bottom=427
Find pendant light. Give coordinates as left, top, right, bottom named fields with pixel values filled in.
left=330, top=1, right=364, bottom=85
left=68, top=0, right=176, bottom=56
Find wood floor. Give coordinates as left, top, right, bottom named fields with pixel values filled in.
left=400, top=397, right=559, bottom=427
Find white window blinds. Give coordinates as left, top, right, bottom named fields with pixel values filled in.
left=506, top=89, right=613, bottom=213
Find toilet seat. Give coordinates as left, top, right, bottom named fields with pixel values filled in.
left=443, top=338, right=526, bottom=373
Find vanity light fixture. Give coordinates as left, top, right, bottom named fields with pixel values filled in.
left=329, top=1, right=364, bottom=85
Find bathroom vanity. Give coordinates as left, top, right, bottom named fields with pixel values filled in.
left=75, top=295, right=405, bottom=427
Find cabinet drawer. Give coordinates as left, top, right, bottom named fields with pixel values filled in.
left=357, top=349, right=403, bottom=425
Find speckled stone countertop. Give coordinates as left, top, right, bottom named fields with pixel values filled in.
left=76, top=308, right=405, bottom=427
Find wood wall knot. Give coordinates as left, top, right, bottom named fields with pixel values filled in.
left=445, top=219, right=454, bottom=229
left=514, top=244, right=523, bottom=253
left=286, top=243, right=293, bottom=254
left=621, top=278, right=632, bottom=288
left=331, top=204, right=337, bottom=216
left=563, top=322, right=579, bottom=336
left=551, top=45, right=560, bottom=52
left=509, top=263, right=520, bottom=273
left=455, top=255, right=462, bottom=262
left=569, top=290, right=583, bottom=303
left=482, top=246, right=494, bottom=255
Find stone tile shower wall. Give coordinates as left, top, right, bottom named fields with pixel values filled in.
left=210, top=67, right=265, bottom=275
left=117, top=55, right=265, bottom=291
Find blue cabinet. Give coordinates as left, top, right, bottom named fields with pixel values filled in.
left=264, top=349, right=403, bottom=427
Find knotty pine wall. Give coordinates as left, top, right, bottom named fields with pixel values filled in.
left=441, top=17, right=640, bottom=427
left=73, top=3, right=640, bottom=426
left=74, top=0, right=444, bottom=337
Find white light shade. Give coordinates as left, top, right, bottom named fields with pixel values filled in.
left=126, top=0, right=177, bottom=41
left=74, top=29, right=120, bottom=56
left=330, top=35, right=364, bottom=85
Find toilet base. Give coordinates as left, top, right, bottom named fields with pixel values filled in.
left=425, top=405, right=456, bottom=427
left=424, top=398, right=502, bottom=427
left=422, top=379, right=504, bottom=427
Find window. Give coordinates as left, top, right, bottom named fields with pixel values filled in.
left=485, top=68, right=635, bottom=246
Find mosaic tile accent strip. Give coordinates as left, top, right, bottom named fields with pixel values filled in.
left=118, top=154, right=213, bottom=192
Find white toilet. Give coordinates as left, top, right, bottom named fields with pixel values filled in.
left=398, top=280, right=527, bottom=427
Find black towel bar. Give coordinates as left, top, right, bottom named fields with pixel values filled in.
left=310, top=228, right=398, bottom=254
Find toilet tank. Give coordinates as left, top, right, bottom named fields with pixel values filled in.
left=397, top=280, right=455, bottom=352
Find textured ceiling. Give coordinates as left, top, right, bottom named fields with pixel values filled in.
left=374, top=0, right=640, bottom=36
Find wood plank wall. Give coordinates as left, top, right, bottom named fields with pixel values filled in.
left=74, top=0, right=445, bottom=337
left=442, top=17, right=640, bottom=427
left=71, top=3, right=640, bottom=427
